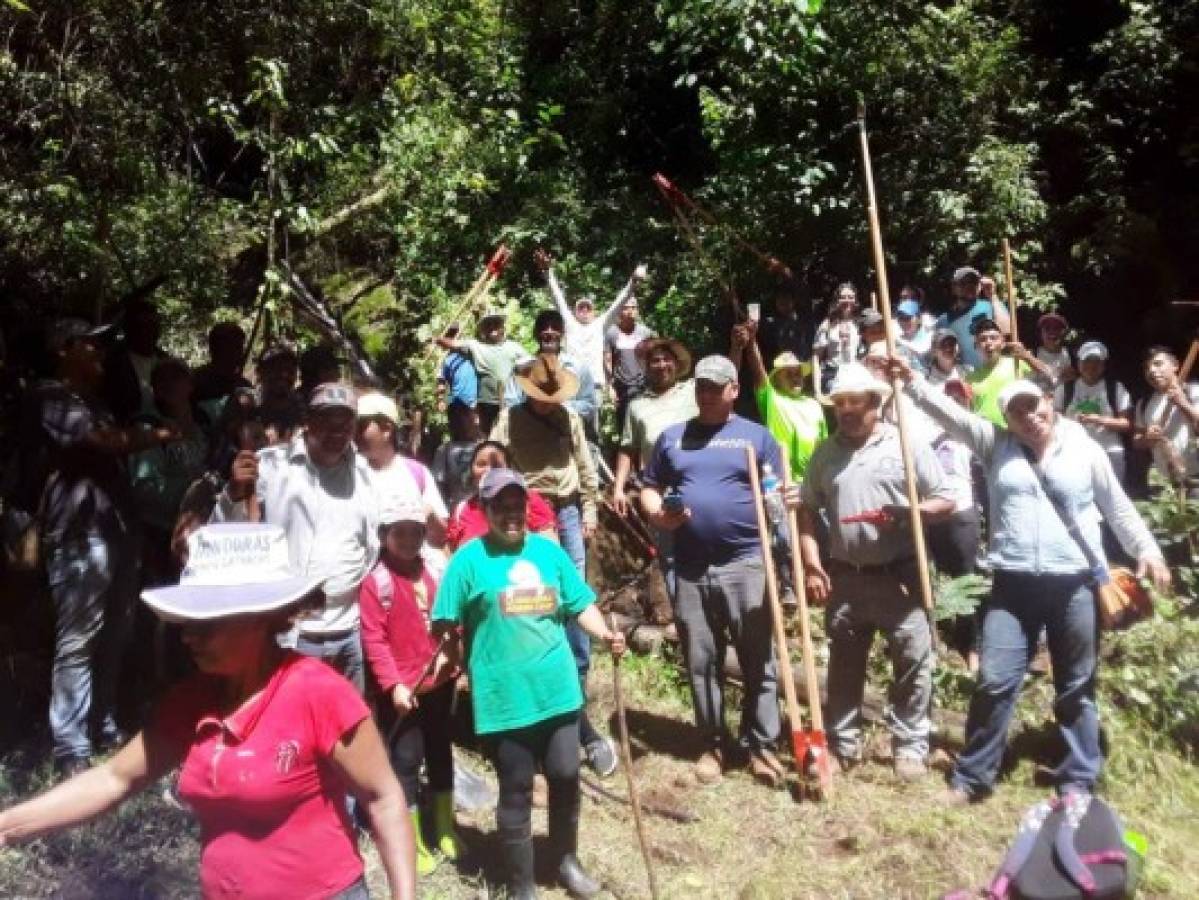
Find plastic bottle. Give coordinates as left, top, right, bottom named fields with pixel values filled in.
left=761, top=462, right=786, bottom=530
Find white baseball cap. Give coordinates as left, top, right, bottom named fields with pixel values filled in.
left=997, top=380, right=1046, bottom=416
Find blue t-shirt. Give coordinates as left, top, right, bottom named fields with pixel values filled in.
left=936, top=298, right=996, bottom=369
left=441, top=351, right=479, bottom=408
left=642, top=414, right=783, bottom=568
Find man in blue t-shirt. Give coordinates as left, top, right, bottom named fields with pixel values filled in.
left=641, top=354, right=786, bottom=788
left=936, top=267, right=1010, bottom=369
left=439, top=345, right=479, bottom=409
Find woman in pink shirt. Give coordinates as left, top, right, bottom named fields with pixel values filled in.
left=0, top=524, right=417, bottom=900
left=445, top=441, right=557, bottom=551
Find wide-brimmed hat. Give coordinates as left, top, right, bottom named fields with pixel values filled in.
left=636, top=337, right=692, bottom=377
left=515, top=353, right=579, bottom=404
left=827, top=362, right=892, bottom=402
left=769, top=351, right=812, bottom=391
left=141, top=524, right=323, bottom=623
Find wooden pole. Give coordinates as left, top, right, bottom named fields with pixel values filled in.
left=1002, top=239, right=1018, bottom=344
left=609, top=613, right=659, bottom=900
left=782, top=472, right=832, bottom=799
left=856, top=103, right=938, bottom=628
left=744, top=445, right=807, bottom=788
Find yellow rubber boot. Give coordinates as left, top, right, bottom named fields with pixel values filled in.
left=411, top=808, right=439, bottom=876
left=430, top=791, right=463, bottom=861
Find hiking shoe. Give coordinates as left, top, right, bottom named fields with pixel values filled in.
left=583, top=736, right=619, bottom=778
left=894, top=755, right=928, bottom=781
left=749, top=750, right=783, bottom=788
left=694, top=749, right=724, bottom=784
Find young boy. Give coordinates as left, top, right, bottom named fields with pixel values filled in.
left=1134, top=345, right=1199, bottom=486
left=436, top=311, right=525, bottom=432
left=1055, top=340, right=1133, bottom=482
left=359, top=497, right=460, bottom=876
left=431, top=400, right=482, bottom=507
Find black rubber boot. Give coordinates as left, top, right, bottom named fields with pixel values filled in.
left=500, top=826, right=537, bottom=900
left=547, top=783, right=601, bottom=898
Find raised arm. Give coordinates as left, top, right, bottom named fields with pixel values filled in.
left=546, top=268, right=572, bottom=320
left=891, top=359, right=999, bottom=461
left=599, top=264, right=647, bottom=324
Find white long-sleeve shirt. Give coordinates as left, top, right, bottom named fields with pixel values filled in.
left=547, top=268, right=636, bottom=388
left=906, top=378, right=1162, bottom=575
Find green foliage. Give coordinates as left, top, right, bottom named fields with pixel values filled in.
left=932, top=571, right=990, bottom=622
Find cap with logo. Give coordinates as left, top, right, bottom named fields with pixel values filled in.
left=308, top=382, right=357, bottom=411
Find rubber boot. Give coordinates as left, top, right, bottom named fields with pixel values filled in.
left=499, top=825, right=537, bottom=900
left=410, top=808, right=439, bottom=876
left=547, top=783, right=601, bottom=899
left=430, top=791, right=462, bottom=860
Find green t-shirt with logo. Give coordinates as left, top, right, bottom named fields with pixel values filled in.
left=431, top=533, right=594, bottom=734
left=966, top=357, right=1030, bottom=427
left=754, top=384, right=829, bottom=482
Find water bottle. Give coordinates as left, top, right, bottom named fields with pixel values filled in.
left=761, top=463, right=786, bottom=530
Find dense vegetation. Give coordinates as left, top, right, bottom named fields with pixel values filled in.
left=3, top=1, right=1198, bottom=390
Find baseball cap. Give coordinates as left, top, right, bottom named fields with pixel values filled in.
left=997, top=380, right=1046, bottom=416
left=969, top=316, right=1001, bottom=336
left=308, top=382, right=356, bottom=411
left=693, top=355, right=739, bottom=385
left=47, top=318, right=112, bottom=354
left=357, top=391, right=399, bottom=424
left=479, top=468, right=528, bottom=502
left=896, top=300, right=921, bottom=318
left=858, top=308, right=884, bottom=328
left=953, top=266, right=981, bottom=283
left=379, top=495, right=426, bottom=527
left=1077, top=340, right=1108, bottom=362
left=1038, top=311, right=1069, bottom=332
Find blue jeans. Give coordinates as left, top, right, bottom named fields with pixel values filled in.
left=45, top=529, right=140, bottom=761
left=296, top=626, right=366, bottom=694
left=554, top=502, right=590, bottom=679
left=952, top=572, right=1100, bottom=797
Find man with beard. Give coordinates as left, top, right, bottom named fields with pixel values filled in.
left=795, top=363, right=954, bottom=780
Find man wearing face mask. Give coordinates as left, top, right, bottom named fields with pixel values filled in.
left=795, top=363, right=954, bottom=781
left=893, top=359, right=1170, bottom=803
left=213, top=382, right=380, bottom=691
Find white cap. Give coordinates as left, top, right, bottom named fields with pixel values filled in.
left=379, top=494, right=426, bottom=527
left=357, top=392, right=399, bottom=424
left=1077, top=341, right=1108, bottom=362
left=997, top=380, right=1046, bottom=416
left=827, top=363, right=892, bottom=402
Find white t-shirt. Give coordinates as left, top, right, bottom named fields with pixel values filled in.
left=1054, top=378, right=1131, bottom=459
left=1035, top=347, right=1073, bottom=388
left=372, top=456, right=449, bottom=520
left=931, top=433, right=974, bottom=513
left=813, top=319, right=860, bottom=366
left=1136, top=384, right=1199, bottom=479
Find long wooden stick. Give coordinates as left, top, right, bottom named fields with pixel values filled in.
left=744, top=445, right=806, bottom=786
left=1002, top=239, right=1018, bottom=344
left=422, top=246, right=510, bottom=364
left=856, top=104, right=938, bottom=629
left=781, top=470, right=832, bottom=798
left=608, top=613, right=659, bottom=900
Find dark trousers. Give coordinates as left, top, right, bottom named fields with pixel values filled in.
left=492, top=712, right=580, bottom=835
left=927, top=510, right=982, bottom=657
left=386, top=681, right=455, bottom=806
left=478, top=401, right=501, bottom=434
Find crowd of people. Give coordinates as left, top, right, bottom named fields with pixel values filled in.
left=0, top=258, right=1193, bottom=899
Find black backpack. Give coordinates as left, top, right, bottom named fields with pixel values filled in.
left=945, top=793, right=1138, bottom=900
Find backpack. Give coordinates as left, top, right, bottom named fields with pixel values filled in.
left=946, top=793, right=1138, bottom=900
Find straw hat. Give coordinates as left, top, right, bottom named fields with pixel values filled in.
left=141, top=524, right=323, bottom=623
left=636, top=337, right=692, bottom=378
left=768, top=351, right=812, bottom=391
left=515, top=353, right=579, bottom=404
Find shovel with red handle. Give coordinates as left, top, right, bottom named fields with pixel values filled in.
left=745, top=445, right=814, bottom=798
left=782, top=470, right=834, bottom=799
left=840, top=508, right=895, bottom=527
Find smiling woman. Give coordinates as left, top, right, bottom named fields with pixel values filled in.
left=0, top=524, right=418, bottom=900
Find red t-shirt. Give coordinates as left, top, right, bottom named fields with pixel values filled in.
left=360, top=559, right=445, bottom=693
left=445, top=490, right=557, bottom=551
left=154, top=654, right=370, bottom=900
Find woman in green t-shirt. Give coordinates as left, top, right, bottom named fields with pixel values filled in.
left=432, top=468, right=624, bottom=900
